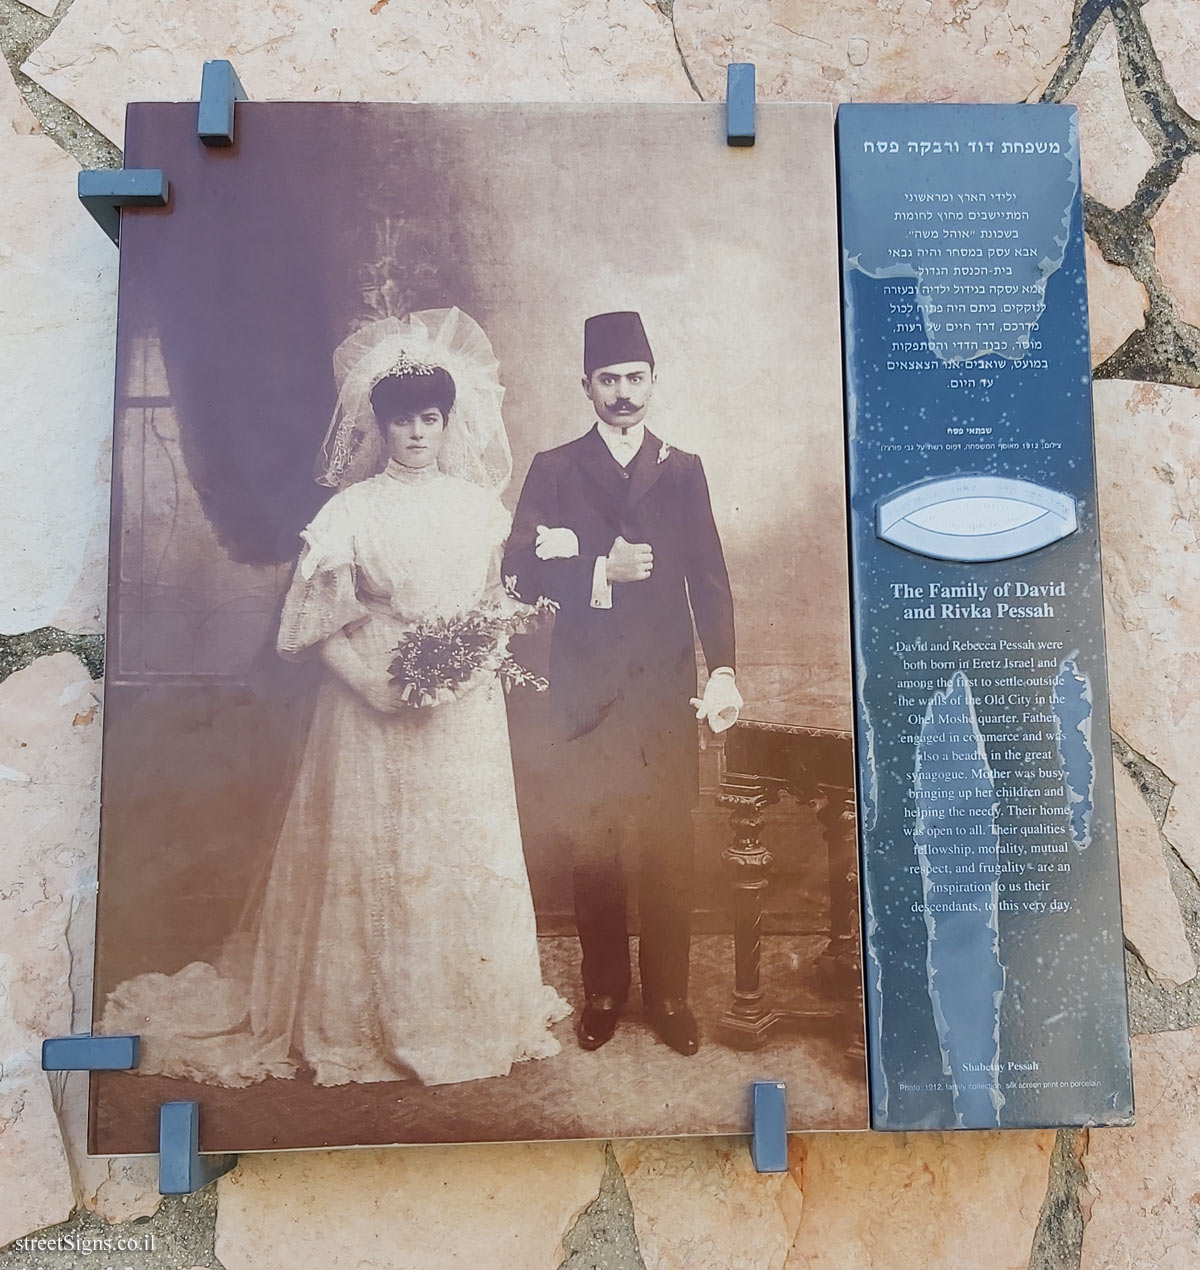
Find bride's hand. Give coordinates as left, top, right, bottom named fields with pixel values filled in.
left=319, top=633, right=404, bottom=713
left=357, top=675, right=407, bottom=714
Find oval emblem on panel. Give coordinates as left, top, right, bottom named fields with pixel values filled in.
left=876, top=476, right=1077, bottom=562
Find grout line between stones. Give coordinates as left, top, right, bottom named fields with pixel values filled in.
left=1039, top=0, right=1114, bottom=104
left=0, top=1192, right=226, bottom=1269
left=1027, top=1128, right=1089, bottom=1270
left=1042, top=0, right=1200, bottom=385
left=1083, top=188, right=1188, bottom=375
left=1109, top=730, right=1200, bottom=1030
left=1111, top=732, right=1174, bottom=822
left=0, top=628, right=104, bottom=685
left=558, top=1143, right=646, bottom=1270
left=1110, top=0, right=1197, bottom=178
left=655, top=0, right=704, bottom=102
left=1128, top=844, right=1200, bottom=1030
left=0, top=0, right=122, bottom=169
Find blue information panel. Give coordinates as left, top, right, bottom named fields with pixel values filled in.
left=838, top=103, right=1133, bottom=1129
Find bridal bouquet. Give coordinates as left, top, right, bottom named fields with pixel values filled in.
left=387, top=580, right=556, bottom=707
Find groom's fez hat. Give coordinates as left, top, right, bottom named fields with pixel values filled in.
left=583, top=311, right=655, bottom=376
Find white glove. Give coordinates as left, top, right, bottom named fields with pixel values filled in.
left=535, top=525, right=580, bottom=560
left=690, top=668, right=742, bottom=734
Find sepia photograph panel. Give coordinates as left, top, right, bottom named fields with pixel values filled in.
left=90, top=101, right=867, bottom=1153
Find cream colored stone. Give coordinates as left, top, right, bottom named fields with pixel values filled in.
left=0, top=657, right=91, bottom=1239
left=1067, top=20, right=1155, bottom=210
left=1143, top=0, right=1200, bottom=121
left=614, top=1137, right=803, bottom=1270
left=56, top=1070, right=163, bottom=1223
left=0, top=1030, right=74, bottom=1246
left=17, top=0, right=60, bottom=16
left=0, top=652, right=160, bottom=1225
left=1094, top=384, right=1191, bottom=761
left=0, top=66, right=115, bottom=636
left=1113, top=764, right=1195, bottom=988
left=786, top=1128, right=1054, bottom=1266
left=1152, top=154, right=1200, bottom=331
left=215, top=1141, right=606, bottom=1269
left=21, top=0, right=693, bottom=148
left=1084, top=235, right=1148, bottom=365
left=1164, top=782, right=1200, bottom=883
left=1079, top=1028, right=1200, bottom=1270
left=0, top=657, right=99, bottom=1043
left=1095, top=382, right=1200, bottom=877
left=3, top=73, right=40, bottom=134
left=673, top=0, right=1072, bottom=105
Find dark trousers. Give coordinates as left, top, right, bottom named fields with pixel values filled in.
left=570, top=792, right=695, bottom=1006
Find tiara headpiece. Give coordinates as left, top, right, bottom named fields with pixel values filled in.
left=384, top=349, right=437, bottom=379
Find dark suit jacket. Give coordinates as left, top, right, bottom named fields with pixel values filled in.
left=504, top=424, right=735, bottom=808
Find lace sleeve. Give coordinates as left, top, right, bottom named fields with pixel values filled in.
left=276, top=493, right=370, bottom=660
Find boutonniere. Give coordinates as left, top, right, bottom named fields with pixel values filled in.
left=656, top=441, right=671, bottom=465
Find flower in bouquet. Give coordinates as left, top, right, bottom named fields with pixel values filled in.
left=388, top=583, right=557, bottom=707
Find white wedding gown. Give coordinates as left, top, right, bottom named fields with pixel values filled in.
left=103, top=461, right=569, bottom=1087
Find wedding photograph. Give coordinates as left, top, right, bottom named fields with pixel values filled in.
left=90, top=100, right=868, bottom=1154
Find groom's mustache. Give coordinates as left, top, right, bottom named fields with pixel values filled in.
left=612, top=400, right=639, bottom=412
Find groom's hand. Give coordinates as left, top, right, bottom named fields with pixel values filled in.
left=690, top=668, right=742, bottom=734
left=606, top=536, right=653, bottom=583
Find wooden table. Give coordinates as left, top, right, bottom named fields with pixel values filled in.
left=716, top=719, right=863, bottom=1051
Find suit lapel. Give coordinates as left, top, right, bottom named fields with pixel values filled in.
left=578, top=424, right=631, bottom=504
left=625, top=429, right=667, bottom=509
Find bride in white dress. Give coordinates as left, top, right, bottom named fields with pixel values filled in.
left=103, top=308, right=569, bottom=1088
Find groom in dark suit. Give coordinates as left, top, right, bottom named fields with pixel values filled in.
left=504, top=311, right=741, bottom=1056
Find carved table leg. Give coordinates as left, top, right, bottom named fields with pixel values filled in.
left=816, top=781, right=867, bottom=1061
left=716, top=776, right=775, bottom=1049
left=816, top=783, right=860, bottom=973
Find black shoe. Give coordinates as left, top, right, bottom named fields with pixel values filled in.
left=576, top=995, right=622, bottom=1050
left=648, top=998, right=700, bottom=1056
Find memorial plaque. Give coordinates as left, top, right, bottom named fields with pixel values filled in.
left=89, top=101, right=868, bottom=1154
left=838, top=104, right=1133, bottom=1129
